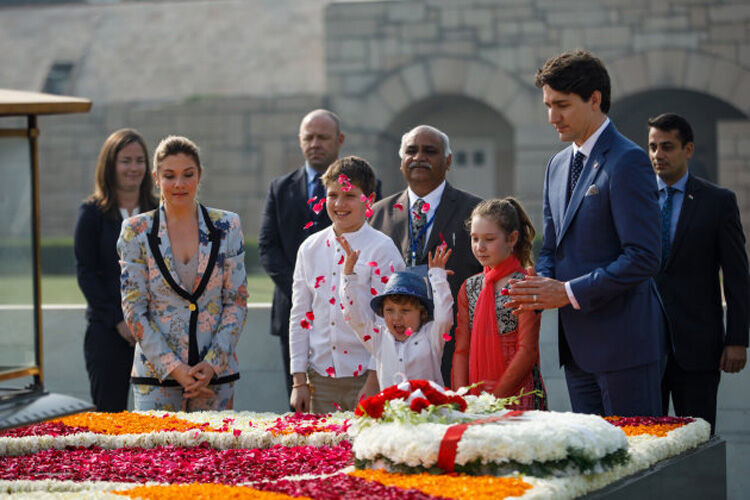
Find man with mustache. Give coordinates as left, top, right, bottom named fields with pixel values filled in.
left=649, top=113, right=748, bottom=434
left=370, top=125, right=482, bottom=383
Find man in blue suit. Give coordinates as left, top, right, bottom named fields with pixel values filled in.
left=507, top=50, right=668, bottom=416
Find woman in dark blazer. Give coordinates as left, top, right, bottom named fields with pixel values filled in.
left=74, top=129, right=158, bottom=411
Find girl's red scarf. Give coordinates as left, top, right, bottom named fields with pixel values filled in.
left=468, top=254, right=524, bottom=389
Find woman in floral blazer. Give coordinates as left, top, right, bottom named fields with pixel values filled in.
left=118, top=136, right=248, bottom=411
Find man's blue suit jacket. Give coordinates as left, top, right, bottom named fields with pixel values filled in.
left=536, top=122, right=668, bottom=373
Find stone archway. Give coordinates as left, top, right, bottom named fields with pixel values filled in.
left=610, top=89, right=748, bottom=183
left=608, top=49, right=750, bottom=117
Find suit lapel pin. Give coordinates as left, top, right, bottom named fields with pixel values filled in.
left=688, top=194, right=694, bottom=200
left=593, top=161, right=599, bottom=169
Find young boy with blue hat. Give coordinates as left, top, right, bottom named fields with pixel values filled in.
left=338, top=238, right=454, bottom=388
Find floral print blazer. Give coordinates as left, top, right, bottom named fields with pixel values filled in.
left=118, top=205, right=248, bottom=382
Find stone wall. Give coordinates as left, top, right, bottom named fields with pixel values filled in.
left=6, top=0, right=750, bottom=248
left=326, top=0, right=750, bottom=230
left=719, top=120, right=750, bottom=252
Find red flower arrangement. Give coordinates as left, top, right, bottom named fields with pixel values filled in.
left=355, top=380, right=467, bottom=418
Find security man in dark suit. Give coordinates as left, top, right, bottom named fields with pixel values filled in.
left=369, top=125, right=482, bottom=384
left=649, top=113, right=749, bottom=434
left=259, top=109, right=342, bottom=397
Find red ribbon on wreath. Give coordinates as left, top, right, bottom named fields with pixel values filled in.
left=436, top=410, right=524, bottom=473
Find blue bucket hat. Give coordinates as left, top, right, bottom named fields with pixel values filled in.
left=370, top=271, right=434, bottom=321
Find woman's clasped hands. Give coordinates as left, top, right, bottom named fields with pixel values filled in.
left=170, top=362, right=216, bottom=399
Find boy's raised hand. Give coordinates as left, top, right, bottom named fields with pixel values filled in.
left=428, top=245, right=452, bottom=270
left=336, top=235, right=360, bottom=275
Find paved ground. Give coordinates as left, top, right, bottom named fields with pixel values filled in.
left=38, top=305, right=748, bottom=499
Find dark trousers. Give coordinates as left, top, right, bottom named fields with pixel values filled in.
left=662, top=352, right=720, bottom=434
left=279, top=333, right=293, bottom=399
left=84, top=322, right=134, bottom=412
left=564, top=356, right=664, bottom=416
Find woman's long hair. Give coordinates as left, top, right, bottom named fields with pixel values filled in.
left=89, top=128, right=157, bottom=219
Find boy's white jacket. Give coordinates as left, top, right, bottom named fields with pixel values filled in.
left=341, top=267, right=454, bottom=388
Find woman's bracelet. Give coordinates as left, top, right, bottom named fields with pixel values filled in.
left=292, top=382, right=310, bottom=389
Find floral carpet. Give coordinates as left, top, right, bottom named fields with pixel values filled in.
left=0, top=384, right=710, bottom=499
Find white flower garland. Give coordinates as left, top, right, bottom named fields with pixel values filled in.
left=352, top=410, right=628, bottom=469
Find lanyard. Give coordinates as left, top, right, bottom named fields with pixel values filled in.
left=407, top=203, right=436, bottom=265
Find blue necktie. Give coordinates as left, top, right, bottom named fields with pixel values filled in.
left=411, top=198, right=427, bottom=265
left=311, top=174, right=325, bottom=201
left=567, top=151, right=585, bottom=205
left=661, top=186, right=677, bottom=268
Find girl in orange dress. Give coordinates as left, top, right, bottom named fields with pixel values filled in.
left=451, top=198, right=547, bottom=410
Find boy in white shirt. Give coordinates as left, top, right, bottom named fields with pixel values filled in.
left=289, top=156, right=405, bottom=413
left=338, top=238, right=454, bottom=388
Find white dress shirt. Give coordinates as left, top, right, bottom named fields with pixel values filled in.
left=289, top=222, right=406, bottom=377
left=407, top=180, right=446, bottom=250
left=565, top=117, right=610, bottom=310
left=341, top=267, right=453, bottom=388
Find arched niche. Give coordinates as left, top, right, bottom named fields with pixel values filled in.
left=610, top=89, right=747, bottom=183
left=377, top=94, right=515, bottom=199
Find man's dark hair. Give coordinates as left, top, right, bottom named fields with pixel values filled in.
left=321, top=155, right=377, bottom=197
left=647, top=113, right=694, bottom=146
left=535, top=50, right=611, bottom=114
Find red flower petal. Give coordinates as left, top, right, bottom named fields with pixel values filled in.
left=300, top=319, right=311, bottom=329
left=312, top=199, right=326, bottom=214
left=363, top=335, right=371, bottom=342
left=232, top=429, right=242, bottom=437
left=410, top=397, right=430, bottom=413
left=360, top=194, right=368, bottom=202
left=381, top=276, right=389, bottom=284
left=305, top=311, right=315, bottom=321
left=365, top=207, right=373, bottom=218
left=404, top=327, right=413, bottom=337
left=421, top=202, right=430, bottom=213
left=338, top=255, right=345, bottom=265
left=374, top=268, right=381, bottom=275
left=373, top=328, right=379, bottom=333
left=370, top=287, right=377, bottom=295
left=393, top=203, right=404, bottom=211
left=304, top=221, right=314, bottom=229
left=307, top=196, right=317, bottom=205
left=367, top=261, right=378, bottom=267
left=442, top=333, right=452, bottom=341
left=325, top=366, right=336, bottom=377
left=329, top=297, right=336, bottom=305
left=389, top=263, right=395, bottom=273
